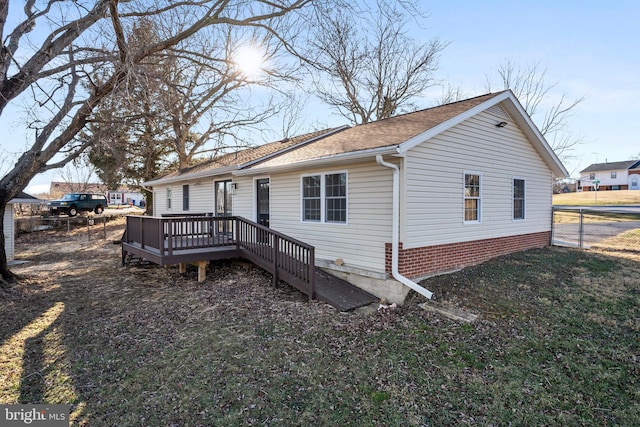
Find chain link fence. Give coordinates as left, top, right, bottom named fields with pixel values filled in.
left=15, top=215, right=109, bottom=240
left=552, top=207, right=640, bottom=254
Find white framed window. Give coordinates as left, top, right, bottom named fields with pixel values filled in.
left=301, top=171, right=347, bottom=224
left=611, top=171, right=617, bottom=179
left=589, top=172, right=596, bottom=180
left=166, top=187, right=172, bottom=210
left=464, top=172, right=481, bottom=223
left=513, top=178, right=525, bottom=220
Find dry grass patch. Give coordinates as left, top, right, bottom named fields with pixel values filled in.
left=554, top=189, right=640, bottom=206
left=1, top=221, right=639, bottom=426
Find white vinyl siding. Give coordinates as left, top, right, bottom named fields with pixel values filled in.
left=153, top=180, right=217, bottom=215
left=403, top=108, right=553, bottom=249
left=242, top=161, right=392, bottom=273
left=4, top=204, right=14, bottom=261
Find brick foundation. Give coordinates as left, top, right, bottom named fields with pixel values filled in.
left=385, top=231, right=551, bottom=278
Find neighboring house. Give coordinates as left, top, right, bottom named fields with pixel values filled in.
left=577, top=160, right=640, bottom=191
left=144, top=90, right=568, bottom=303
left=4, top=192, right=40, bottom=262
left=49, top=182, right=145, bottom=206
left=107, top=188, right=146, bottom=207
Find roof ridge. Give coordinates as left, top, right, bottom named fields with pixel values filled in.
left=354, top=91, right=508, bottom=126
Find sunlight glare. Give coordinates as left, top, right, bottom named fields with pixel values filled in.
left=234, top=45, right=265, bottom=78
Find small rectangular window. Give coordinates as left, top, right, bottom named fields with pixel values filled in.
left=166, top=187, right=172, bottom=209
left=513, top=179, right=525, bottom=220
left=325, top=173, right=347, bottom=223
left=182, top=184, right=189, bottom=211
left=589, top=172, right=596, bottom=180
left=302, top=175, right=321, bottom=221
left=611, top=171, right=617, bottom=179
left=302, top=172, right=347, bottom=223
left=464, top=173, right=481, bottom=222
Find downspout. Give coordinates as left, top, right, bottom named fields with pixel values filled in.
left=376, top=155, right=434, bottom=300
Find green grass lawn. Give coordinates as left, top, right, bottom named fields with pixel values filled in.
left=2, top=225, right=639, bottom=426
left=554, top=189, right=640, bottom=206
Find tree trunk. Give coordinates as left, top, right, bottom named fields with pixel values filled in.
left=0, top=200, right=16, bottom=285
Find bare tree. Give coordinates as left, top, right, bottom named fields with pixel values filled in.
left=0, top=0, right=312, bottom=283
left=160, top=27, right=283, bottom=169
left=485, top=59, right=586, bottom=162
left=300, top=1, right=446, bottom=124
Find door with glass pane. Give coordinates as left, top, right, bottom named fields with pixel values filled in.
left=256, top=178, right=270, bottom=227
left=256, top=178, right=270, bottom=244
left=215, top=180, right=233, bottom=237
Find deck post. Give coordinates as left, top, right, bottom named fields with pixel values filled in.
left=197, top=261, right=209, bottom=282
left=272, top=233, right=279, bottom=287
left=139, top=216, right=145, bottom=249
left=166, top=219, right=173, bottom=256
left=235, top=218, right=241, bottom=251
left=309, top=247, right=316, bottom=301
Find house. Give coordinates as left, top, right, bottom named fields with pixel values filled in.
left=143, top=90, right=568, bottom=303
left=4, top=192, right=41, bottom=263
left=49, top=182, right=146, bottom=206
left=577, top=160, right=640, bottom=191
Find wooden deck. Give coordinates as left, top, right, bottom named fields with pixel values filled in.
left=122, top=215, right=377, bottom=311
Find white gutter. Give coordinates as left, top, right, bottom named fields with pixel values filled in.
left=234, top=146, right=398, bottom=176
left=376, top=154, right=433, bottom=300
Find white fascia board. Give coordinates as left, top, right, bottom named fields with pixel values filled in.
left=144, top=165, right=239, bottom=187
left=234, top=146, right=399, bottom=176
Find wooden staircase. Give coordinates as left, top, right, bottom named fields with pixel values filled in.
left=121, top=215, right=378, bottom=311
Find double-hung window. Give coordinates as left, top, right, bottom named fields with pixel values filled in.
left=464, top=173, right=481, bottom=222
left=513, top=178, right=525, bottom=220
left=302, top=172, right=347, bottom=223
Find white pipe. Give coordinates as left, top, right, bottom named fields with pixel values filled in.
left=376, top=155, right=434, bottom=300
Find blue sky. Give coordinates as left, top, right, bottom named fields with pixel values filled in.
left=421, top=0, right=639, bottom=176
left=20, top=1, right=640, bottom=193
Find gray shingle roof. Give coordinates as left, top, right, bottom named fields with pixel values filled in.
left=251, top=92, right=505, bottom=169
left=580, top=160, right=640, bottom=173
left=147, top=127, right=345, bottom=184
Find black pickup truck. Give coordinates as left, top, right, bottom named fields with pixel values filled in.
left=48, top=193, right=108, bottom=216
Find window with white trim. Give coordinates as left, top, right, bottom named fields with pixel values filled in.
left=513, top=178, right=525, bottom=220
left=611, top=171, right=617, bottom=179
left=166, top=187, right=172, bottom=209
left=464, top=173, right=481, bottom=222
left=302, top=172, right=347, bottom=223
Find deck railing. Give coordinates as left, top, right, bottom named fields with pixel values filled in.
left=236, top=217, right=315, bottom=299
left=123, top=215, right=315, bottom=299
left=125, top=214, right=234, bottom=255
